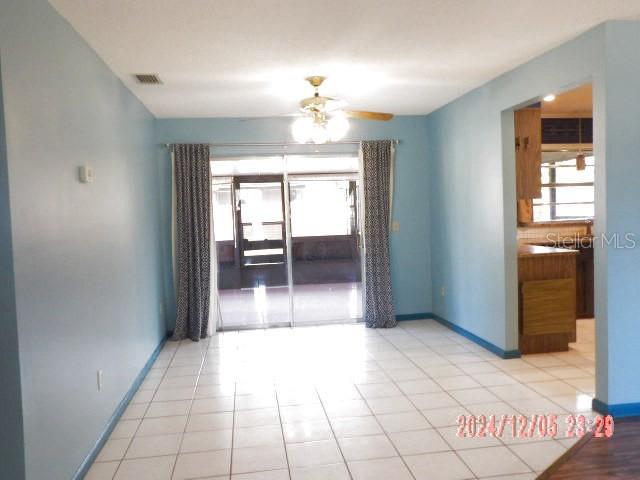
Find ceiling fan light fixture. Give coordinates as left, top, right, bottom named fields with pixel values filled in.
left=291, top=75, right=388, bottom=144
left=291, top=116, right=314, bottom=143
left=327, top=114, right=350, bottom=141
left=311, top=122, right=329, bottom=144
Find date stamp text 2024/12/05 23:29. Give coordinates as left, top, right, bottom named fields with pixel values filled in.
left=456, top=414, right=614, bottom=439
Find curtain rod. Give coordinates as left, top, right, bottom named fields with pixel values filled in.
left=164, top=140, right=399, bottom=149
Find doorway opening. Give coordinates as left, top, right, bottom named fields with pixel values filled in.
left=512, top=83, right=596, bottom=409
left=211, top=154, right=363, bottom=330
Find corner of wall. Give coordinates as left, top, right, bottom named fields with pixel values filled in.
left=0, top=57, right=26, bottom=480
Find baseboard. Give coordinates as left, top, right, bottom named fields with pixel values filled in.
left=72, top=334, right=169, bottom=480
left=429, top=314, right=521, bottom=359
left=396, top=312, right=432, bottom=321
left=592, top=398, right=640, bottom=418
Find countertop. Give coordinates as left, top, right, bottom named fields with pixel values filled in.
left=521, top=236, right=593, bottom=248
left=518, top=245, right=579, bottom=258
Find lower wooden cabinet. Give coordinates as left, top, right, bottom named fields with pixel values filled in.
left=520, top=278, right=575, bottom=354
left=576, top=245, right=594, bottom=319
left=518, top=246, right=578, bottom=354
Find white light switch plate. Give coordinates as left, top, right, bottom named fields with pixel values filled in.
left=79, top=165, right=95, bottom=184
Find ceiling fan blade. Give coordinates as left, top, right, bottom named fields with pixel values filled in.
left=345, top=110, right=394, bottom=121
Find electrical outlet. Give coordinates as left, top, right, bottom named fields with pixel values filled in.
left=391, top=221, right=400, bottom=232
left=97, top=369, right=103, bottom=391
left=441, top=286, right=447, bottom=297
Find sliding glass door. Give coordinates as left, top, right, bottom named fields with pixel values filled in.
left=211, top=154, right=363, bottom=330
left=214, top=175, right=291, bottom=329
left=288, top=175, right=362, bottom=325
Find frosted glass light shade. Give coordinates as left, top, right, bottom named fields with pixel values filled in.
left=327, top=115, right=349, bottom=141
left=292, top=117, right=314, bottom=143
left=292, top=114, right=349, bottom=144
left=311, top=123, right=328, bottom=144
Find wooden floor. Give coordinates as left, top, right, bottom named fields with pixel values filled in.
left=544, top=417, right=640, bottom=479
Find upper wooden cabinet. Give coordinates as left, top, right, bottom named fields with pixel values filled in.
left=514, top=107, right=542, bottom=199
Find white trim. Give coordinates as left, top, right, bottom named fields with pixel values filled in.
left=287, top=172, right=359, bottom=181
left=283, top=155, right=295, bottom=327
left=208, top=172, right=220, bottom=336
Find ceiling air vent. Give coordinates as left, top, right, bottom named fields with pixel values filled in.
left=134, top=74, right=162, bottom=85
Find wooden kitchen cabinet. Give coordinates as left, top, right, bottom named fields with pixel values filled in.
left=518, top=245, right=578, bottom=353
left=576, top=244, right=594, bottom=319
left=514, top=107, right=542, bottom=200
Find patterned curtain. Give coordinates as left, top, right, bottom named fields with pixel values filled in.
left=172, top=144, right=211, bottom=341
left=361, top=140, right=397, bottom=328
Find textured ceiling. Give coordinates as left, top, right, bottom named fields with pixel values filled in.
left=49, top=0, right=640, bottom=118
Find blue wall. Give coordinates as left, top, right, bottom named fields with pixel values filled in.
left=0, top=0, right=166, bottom=478
left=155, top=116, right=432, bottom=325
left=0, top=57, right=26, bottom=480
left=426, top=21, right=640, bottom=408
left=597, top=22, right=640, bottom=407
left=426, top=25, right=604, bottom=351
left=2, top=4, right=639, bottom=478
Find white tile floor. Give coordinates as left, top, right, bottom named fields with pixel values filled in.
left=87, top=319, right=596, bottom=480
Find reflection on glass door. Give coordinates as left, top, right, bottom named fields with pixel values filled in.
left=213, top=175, right=290, bottom=329
left=211, top=154, right=362, bottom=330
left=288, top=175, right=362, bottom=325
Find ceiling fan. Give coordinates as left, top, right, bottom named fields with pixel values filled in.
left=292, top=76, right=394, bottom=144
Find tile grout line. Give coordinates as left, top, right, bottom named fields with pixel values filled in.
left=111, top=340, right=180, bottom=479
left=227, top=365, right=237, bottom=480
left=92, top=320, right=594, bottom=479
left=314, top=385, right=355, bottom=480
left=396, top=324, right=498, bottom=478
left=274, top=387, right=293, bottom=480
left=400, top=323, right=547, bottom=477
left=375, top=326, right=482, bottom=479
left=169, top=337, right=210, bottom=479
left=399, top=322, right=595, bottom=412
left=399, top=322, right=590, bottom=476
left=352, top=380, right=419, bottom=480
left=210, top=335, right=238, bottom=480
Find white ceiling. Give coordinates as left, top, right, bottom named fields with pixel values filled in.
left=49, top=0, right=640, bottom=118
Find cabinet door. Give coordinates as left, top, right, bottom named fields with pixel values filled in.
left=517, top=199, right=533, bottom=224
left=521, top=278, right=575, bottom=336
left=515, top=108, right=542, bottom=199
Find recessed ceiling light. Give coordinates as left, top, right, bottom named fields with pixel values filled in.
left=543, top=94, right=556, bottom=102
